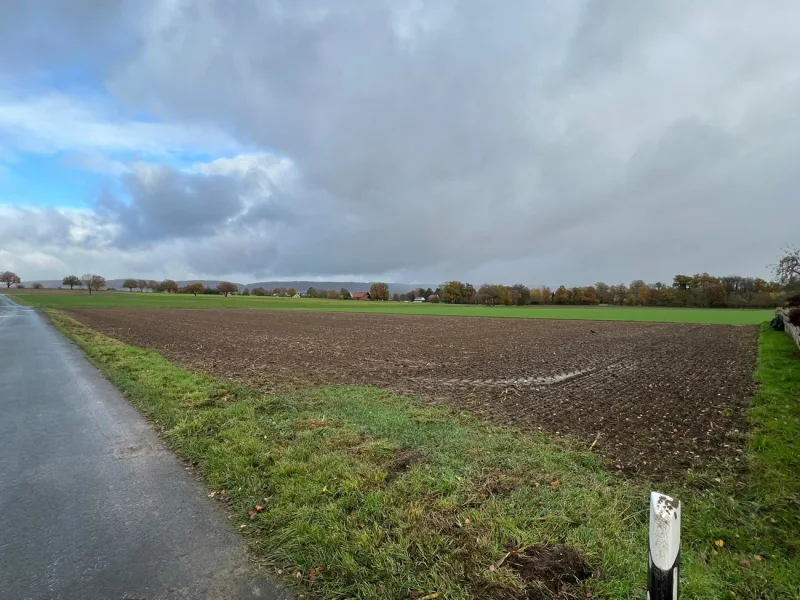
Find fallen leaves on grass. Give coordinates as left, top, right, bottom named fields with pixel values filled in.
left=411, top=592, right=441, bottom=600
left=715, top=539, right=725, bottom=549
left=308, top=566, right=327, bottom=580
left=249, top=505, right=266, bottom=520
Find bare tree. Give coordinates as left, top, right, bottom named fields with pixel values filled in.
left=0, top=271, right=21, bottom=288
left=773, top=246, right=800, bottom=286
left=123, top=278, right=138, bottom=292
left=81, top=274, right=106, bottom=295
left=32, top=282, right=44, bottom=289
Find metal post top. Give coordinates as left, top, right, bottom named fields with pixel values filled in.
left=649, top=491, right=681, bottom=572
left=650, top=491, right=681, bottom=522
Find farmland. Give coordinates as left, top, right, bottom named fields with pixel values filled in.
left=10, top=289, right=773, bottom=324
left=7, top=291, right=794, bottom=597
left=41, top=304, right=799, bottom=599
left=67, top=308, right=759, bottom=479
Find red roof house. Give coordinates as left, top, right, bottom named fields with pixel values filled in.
left=352, top=291, right=371, bottom=300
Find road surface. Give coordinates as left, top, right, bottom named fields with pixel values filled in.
left=0, top=295, right=289, bottom=600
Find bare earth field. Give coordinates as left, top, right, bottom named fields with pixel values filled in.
left=67, top=308, right=759, bottom=480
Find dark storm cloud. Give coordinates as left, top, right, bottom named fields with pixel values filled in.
left=98, top=164, right=247, bottom=246
left=3, top=0, right=800, bottom=282
left=99, top=0, right=800, bottom=282
left=0, top=0, right=148, bottom=78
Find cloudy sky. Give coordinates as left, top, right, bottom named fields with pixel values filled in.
left=1, top=0, right=798, bottom=286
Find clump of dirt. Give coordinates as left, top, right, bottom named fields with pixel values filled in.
left=507, top=545, right=592, bottom=599
left=386, top=448, right=424, bottom=480
left=480, top=468, right=520, bottom=497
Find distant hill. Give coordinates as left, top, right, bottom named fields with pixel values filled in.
left=21, top=279, right=434, bottom=294
left=245, top=281, right=432, bottom=294
left=22, top=279, right=238, bottom=290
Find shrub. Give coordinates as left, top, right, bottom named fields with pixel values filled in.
left=789, top=308, right=800, bottom=327
left=770, top=315, right=785, bottom=331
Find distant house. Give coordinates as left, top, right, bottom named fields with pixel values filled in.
left=427, top=294, right=439, bottom=302
left=293, top=293, right=301, bottom=298
left=413, top=296, right=425, bottom=303
left=352, top=291, right=371, bottom=301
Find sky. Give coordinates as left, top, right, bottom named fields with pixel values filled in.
left=1, top=0, right=798, bottom=286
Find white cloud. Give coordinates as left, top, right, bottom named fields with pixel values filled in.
left=0, top=248, right=68, bottom=273
left=0, top=91, right=243, bottom=159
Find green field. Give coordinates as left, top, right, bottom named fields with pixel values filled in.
left=6, top=290, right=773, bottom=324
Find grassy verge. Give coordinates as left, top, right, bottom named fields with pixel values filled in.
left=6, top=291, right=772, bottom=324
left=46, top=310, right=799, bottom=598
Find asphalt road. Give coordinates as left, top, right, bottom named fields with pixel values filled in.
left=0, top=295, right=289, bottom=600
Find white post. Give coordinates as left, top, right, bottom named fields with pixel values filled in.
left=648, top=491, right=680, bottom=600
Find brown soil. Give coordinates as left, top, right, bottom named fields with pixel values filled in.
left=66, top=308, right=759, bottom=480
left=386, top=449, right=425, bottom=481
left=507, top=545, right=593, bottom=599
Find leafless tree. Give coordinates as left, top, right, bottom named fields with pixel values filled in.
left=80, top=274, right=106, bottom=294
left=0, top=271, right=21, bottom=288
left=773, top=246, right=800, bottom=285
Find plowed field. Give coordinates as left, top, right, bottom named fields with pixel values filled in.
left=66, top=308, right=759, bottom=479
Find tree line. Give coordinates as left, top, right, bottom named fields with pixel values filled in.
left=431, top=275, right=794, bottom=308
left=117, top=278, right=239, bottom=296
left=2, top=247, right=797, bottom=308
left=2, top=272, right=796, bottom=308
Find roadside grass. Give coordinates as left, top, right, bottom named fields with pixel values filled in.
left=46, top=310, right=799, bottom=598
left=7, top=291, right=773, bottom=324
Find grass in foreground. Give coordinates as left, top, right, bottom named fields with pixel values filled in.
left=8, top=290, right=773, bottom=324
left=47, top=311, right=799, bottom=598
